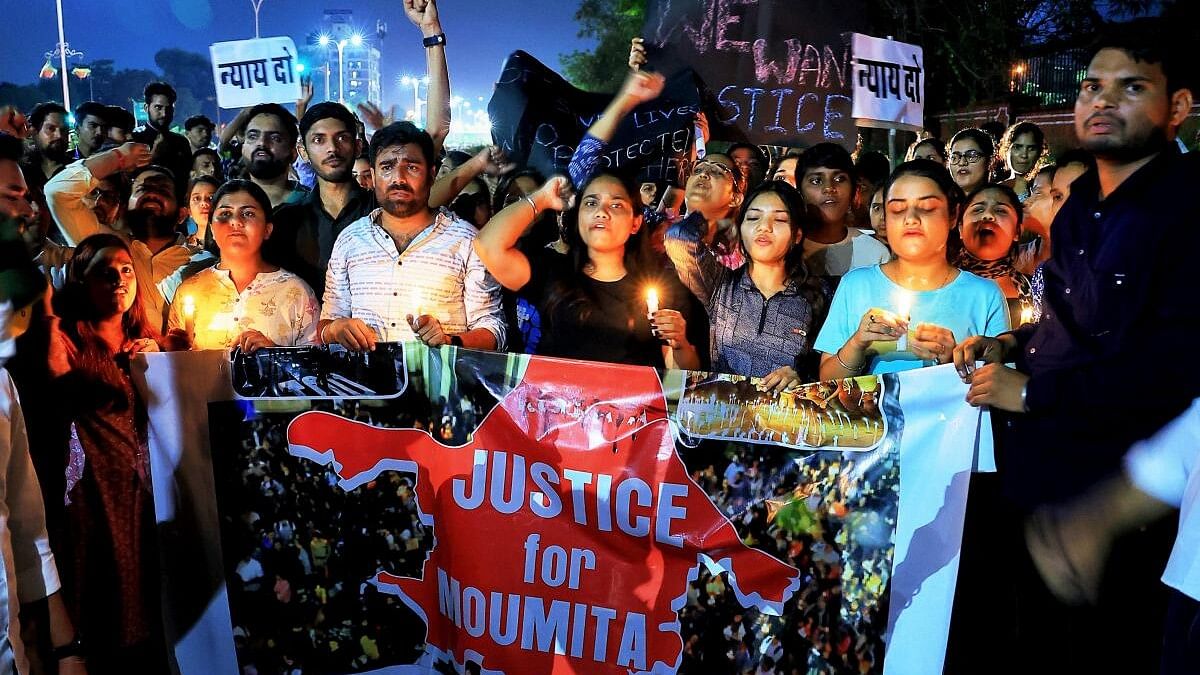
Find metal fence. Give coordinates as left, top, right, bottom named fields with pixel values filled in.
left=1009, top=50, right=1088, bottom=108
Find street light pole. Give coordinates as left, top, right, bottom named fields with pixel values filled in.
left=55, top=0, right=70, bottom=109
left=336, top=40, right=346, bottom=104
left=249, top=0, right=267, bottom=38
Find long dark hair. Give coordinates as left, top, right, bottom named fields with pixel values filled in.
left=735, top=181, right=827, bottom=318
left=543, top=170, right=657, bottom=322
left=57, top=233, right=158, bottom=394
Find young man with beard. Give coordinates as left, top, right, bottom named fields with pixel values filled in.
left=45, top=144, right=213, bottom=331
left=132, top=82, right=193, bottom=198
left=269, top=102, right=374, bottom=296
left=22, top=103, right=69, bottom=187
left=20, top=102, right=70, bottom=244
left=240, top=103, right=308, bottom=208
left=953, top=24, right=1200, bottom=674
left=320, top=121, right=505, bottom=351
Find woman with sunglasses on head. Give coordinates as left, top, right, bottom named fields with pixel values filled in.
left=167, top=180, right=319, bottom=352
left=46, top=233, right=182, bottom=671
left=476, top=168, right=701, bottom=369
left=665, top=180, right=828, bottom=389
left=946, top=128, right=995, bottom=197
left=814, top=160, right=1009, bottom=380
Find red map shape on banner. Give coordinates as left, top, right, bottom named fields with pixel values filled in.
left=287, top=356, right=800, bottom=675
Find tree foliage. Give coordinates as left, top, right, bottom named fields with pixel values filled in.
left=560, top=0, right=647, bottom=93
left=2, top=49, right=215, bottom=124
left=560, top=0, right=1171, bottom=107
left=865, top=0, right=1161, bottom=109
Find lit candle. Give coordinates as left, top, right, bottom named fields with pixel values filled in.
left=645, top=287, right=659, bottom=314
left=1019, top=303, right=1034, bottom=326
left=182, top=295, right=196, bottom=339
left=893, top=290, right=912, bottom=351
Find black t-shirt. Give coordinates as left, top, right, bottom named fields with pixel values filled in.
left=521, top=246, right=701, bottom=369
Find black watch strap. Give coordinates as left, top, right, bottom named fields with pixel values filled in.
left=422, top=33, right=447, bottom=48
left=449, top=335, right=463, bottom=347
left=52, top=636, right=85, bottom=660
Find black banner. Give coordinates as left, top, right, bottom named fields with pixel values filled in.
left=488, top=50, right=702, bottom=186
left=642, top=0, right=867, bottom=147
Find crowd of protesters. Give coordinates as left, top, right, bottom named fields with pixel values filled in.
left=0, top=0, right=1198, bottom=672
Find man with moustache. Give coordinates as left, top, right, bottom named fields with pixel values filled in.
left=72, top=101, right=110, bottom=160
left=269, top=103, right=375, bottom=296
left=45, top=143, right=212, bottom=331
left=133, top=82, right=193, bottom=197
left=0, top=131, right=88, bottom=675
left=239, top=103, right=308, bottom=208
left=953, top=24, right=1200, bottom=673
left=320, top=121, right=504, bottom=351
left=20, top=103, right=70, bottom=243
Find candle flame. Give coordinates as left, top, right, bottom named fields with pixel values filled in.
left=1019, top=304, right=1034, bottom=325
left=182, top=295, right=195, bottom=318
left=893, top=290, right=913, bottom=320
left=645, top=287, right=659, bottom=314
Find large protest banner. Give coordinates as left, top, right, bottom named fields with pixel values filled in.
left=210, top=37, right=303, bottom=109
left=137, top=345, right=983, bottom=674
left=641, top=0, right=867, bottom=147
left=850, top=34, right=925, bottom=131
left=488, top=51, right=702, bottom=186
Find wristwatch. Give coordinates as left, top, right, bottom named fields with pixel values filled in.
left=422, top=33, right=447, bottom=48
left=52, top=635, right=85, bottom=660
left=449, top=335, right=464, bottom=347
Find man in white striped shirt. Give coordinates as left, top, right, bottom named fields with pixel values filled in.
left=319, top=121, right=505, bottom=351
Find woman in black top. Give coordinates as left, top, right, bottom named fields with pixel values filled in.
left=474, top=170, right=702, bottom=369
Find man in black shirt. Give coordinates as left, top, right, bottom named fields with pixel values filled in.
left=132, top=81, right=193, bottom=199
left=953, top=25, right=1198, bottom=673
left=269, top=103, right=374, bottom=296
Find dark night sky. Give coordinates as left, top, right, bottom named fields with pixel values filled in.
left=4, top=0, right=594, bottom=109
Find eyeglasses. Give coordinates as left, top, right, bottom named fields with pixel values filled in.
left=691, top=161, right=734, bottom=180
left=948, top=150, right=986, bottom=165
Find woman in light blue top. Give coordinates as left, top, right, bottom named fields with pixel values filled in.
left=814, top=159, right=1009, bottom=378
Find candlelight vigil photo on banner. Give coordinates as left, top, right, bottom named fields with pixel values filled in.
left=136, top=342, right=985, bottom=675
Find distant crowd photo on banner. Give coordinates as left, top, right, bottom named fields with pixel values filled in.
left=1, top=0, right=1200, bottom=674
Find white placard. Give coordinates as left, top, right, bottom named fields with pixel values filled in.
left=209, top=37, right=302, bottom=109
left=851, top=33, right=924, bottom=131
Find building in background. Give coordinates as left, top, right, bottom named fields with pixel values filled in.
left=305, top=9, right=383, bottom=106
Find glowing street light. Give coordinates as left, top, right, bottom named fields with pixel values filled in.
left=399, top=74, right=430, bottom=121
left=318, top=32, right=365, bottom=104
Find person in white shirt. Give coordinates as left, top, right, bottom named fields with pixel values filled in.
left=45, top=148, right=214, bottom=332
left=797, top=143, right=891, bottom=278
left=320, top=121, right=505, bottom=352
left=167, top=180, right=319, bottom=351
left=1026, top=398, right=1200, bottom=673
left=0, top=128, right=85, bottom=672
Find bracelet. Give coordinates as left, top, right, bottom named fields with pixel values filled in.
left=422, top=33, right=447, bottom=48
left=522, top=194, right=539, bottom=219
left=320, top=322, right=333, bottom=346
left=835, top=349, right=863, bottom=374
